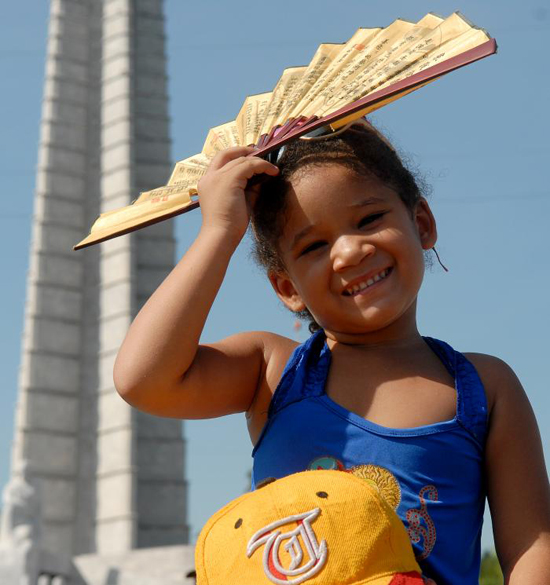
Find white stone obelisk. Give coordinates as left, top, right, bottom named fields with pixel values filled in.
left=1, top=0, right=191, bottom=580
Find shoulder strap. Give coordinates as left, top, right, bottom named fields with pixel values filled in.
left=268, top=329, right=329, bottom=417
left=424, top=337, right=489, bottom=447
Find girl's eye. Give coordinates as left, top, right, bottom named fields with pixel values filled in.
left=299, top=240, right=325, bottom=256
left=359, top=212, right=385, bottom=228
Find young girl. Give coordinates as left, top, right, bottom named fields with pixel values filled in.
left=113, top=120, right=550, bottom=583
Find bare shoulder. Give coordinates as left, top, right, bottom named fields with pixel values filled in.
left=462, top=352, right=524, bottom=414
left=464, top=353, right=550, bottom=571
left=237, top=331, right=299, bottom=444
left=204, top=329, right=297, bottom=370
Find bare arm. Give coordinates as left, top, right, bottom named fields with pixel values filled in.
left=114, top=147, right=280, bottom=418
left=471, top=354, right=550, bottom=583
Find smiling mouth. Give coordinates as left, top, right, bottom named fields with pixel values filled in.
left=342, top=268, right=392, bottom=296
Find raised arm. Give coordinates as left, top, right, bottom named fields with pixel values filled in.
left=470, top=354, right=550, bottom=584
left=113, top=147, right=280, bottom=419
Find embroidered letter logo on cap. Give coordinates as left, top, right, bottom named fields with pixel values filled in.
left=246, top=508, right=328, bottom=584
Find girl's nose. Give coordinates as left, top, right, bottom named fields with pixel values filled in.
left=331, top=235, right=375, bottom=272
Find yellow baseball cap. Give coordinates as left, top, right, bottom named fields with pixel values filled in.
left=195, top=470, right=423, bottom=584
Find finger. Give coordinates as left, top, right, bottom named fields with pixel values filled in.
left=207, top=146, right=256, bottom=172
left=221, top=155, right=279, bottom=179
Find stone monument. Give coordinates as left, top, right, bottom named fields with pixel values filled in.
left=0, top=1, right=194, bottom=583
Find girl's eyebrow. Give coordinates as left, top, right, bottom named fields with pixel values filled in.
left=350, top=196, right=386, bottom=208
left=290, top=196, right=386, bottom=251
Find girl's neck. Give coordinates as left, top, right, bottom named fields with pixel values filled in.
left=323, top=301, right=423, bottom=352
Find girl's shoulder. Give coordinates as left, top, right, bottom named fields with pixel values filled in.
left=462, top=352, right=524, bottom=416
left=241, top=331, right=299, bottom=443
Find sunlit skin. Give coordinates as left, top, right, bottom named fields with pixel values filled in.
left=269, top=164, right=437, bottom=346
left=113, top=146, right=550, bottom=584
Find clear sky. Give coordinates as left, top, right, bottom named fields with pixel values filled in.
left=0, top=0, right=548, bottom=551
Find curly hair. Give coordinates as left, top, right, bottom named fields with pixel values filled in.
left=250, top=121, right=426, bottom=332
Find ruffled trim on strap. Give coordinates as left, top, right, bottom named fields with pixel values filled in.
left=268, top=329, right=328, bottom=417
left=424, top=337, right=489, bottom=448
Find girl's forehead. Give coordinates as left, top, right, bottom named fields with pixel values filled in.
left=285, top=164, right=400, bottom=214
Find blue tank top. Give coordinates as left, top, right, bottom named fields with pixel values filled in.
left=252, top=330, right=488, bottom=585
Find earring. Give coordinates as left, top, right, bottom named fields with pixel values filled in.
left=432, top=247, right=449, bottom=272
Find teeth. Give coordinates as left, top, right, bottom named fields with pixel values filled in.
left=345, top=268, right=390, bottom=296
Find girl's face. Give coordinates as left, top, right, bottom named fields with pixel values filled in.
left=269, top=164, right=437, bottom=343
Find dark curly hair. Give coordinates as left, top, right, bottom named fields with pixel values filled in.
left=250, top=120, right=427, bottom=332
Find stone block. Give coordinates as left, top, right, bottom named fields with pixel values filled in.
left=136, top=439, right=184, bottom=480
left=21, top=391, right=79, bottom=433
left=137, top=526, right=188, bottom=548
left=98, top=352, right=117, bottom=392
left=135, top=74, right=167, bottom=98
left=38, top=144, right=87, bottom=179
left=100, top=168, right=133, bottom=201
left=135, top=35, right=166, bottom=58
left=50, top=0, right=88, bottom=23
left=102, top=94, right=132, bottom=126
left=23, top=318, right=81, bottom=356
left=135, top=114, right=169, bottom=140
left=136, top=236, right=174, bottom=266
left=32, top=222, right=84, bottom=256
left=136, top=265, right=171, bottom=298
left=135, top=162, right=171, bottom=188
left=99, top=313, right=132, bottom=353
left=35, top=169, right=86, bottom=200
left=24, top=430, right=77, bottom=474
left=102, top=74, right=132, bottom=103
left=101, top=116, right=132, bottom=148
left=137, top=482, right=186, bottom=525
left=34, top=194, right=85, bottom=228
left=98, top=389, right=133, bottom=432
left=102, top=57, right=131, bottom=86
left=103, top=33, right=131, bottom=59
left=100, top=233, right=133, bottom=255
left=48, top=34, right=89, bottom=63
left=95, top=517, right=134, bottom=554
left=41, top=98, right=88, bottom=130
left=29, top=253, right=83, bottom=289
left=136, top=411, right=182, bottom=439
left=96, top=472, right=134, bottom=521
left=45, top=56, right=88, bottom=85
left=103, top=0, right=130, bottom=19
left=136, top=0, right=164, bottom=16
left=49, top=15, right=88, bottom=41
left=41, top=477, right=76, bottom=521
left=97, top=428, right=134, bottom=476
left=43, top=77, right=89, bottom=110
left=40, top=120, right=87, bottom=153
left=135, top=217, right=173, bottom=240
left=100, top=247, right=132, bottom=284
left=103, top=14, right=132, bottom=40
left=41, top=521, right=74, bottom=559
left=102, top=142, right=132, bottom=173
left=21, top=352, right=79, bottom=393
left=26, top=284, right=82, bottom=322
left=135, top=138, right=170, bottom=163
left=135, top=14, right=164, bottom=38
left=99, top=280, right=132, bottom=318
left=134, top=54, right=166, bottom=77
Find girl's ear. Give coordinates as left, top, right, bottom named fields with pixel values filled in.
left=268, top=271, right=306, bottom=313
left=415, top=198, right=438, bottom=250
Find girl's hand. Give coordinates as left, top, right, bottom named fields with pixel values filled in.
left=197, top=146, right=279, bottom=244
left=422, top=578, right=436, bottom=584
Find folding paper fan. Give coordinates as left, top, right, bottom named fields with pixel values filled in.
left=74, top=12, right=496, bottom=250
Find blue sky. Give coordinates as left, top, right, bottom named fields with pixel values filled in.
left=0, top=0, right=548, bottom=550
